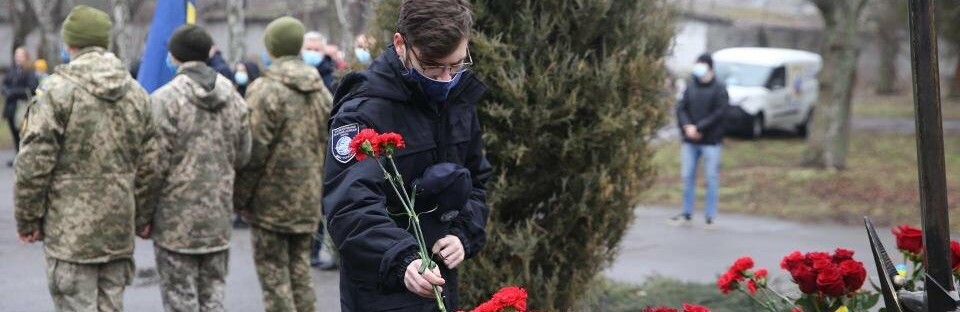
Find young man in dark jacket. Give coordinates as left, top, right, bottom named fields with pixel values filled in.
left=670, top=53, right=728, bottom=228
left=323, top=0, right=491, bottom=310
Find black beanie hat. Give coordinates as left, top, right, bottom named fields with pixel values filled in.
left=168, top=24, right=213, bottom=63
left=697, top=53, right=714, bottom=69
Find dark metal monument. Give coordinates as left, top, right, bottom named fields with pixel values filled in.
left=866, top=0, right=960, bottom=311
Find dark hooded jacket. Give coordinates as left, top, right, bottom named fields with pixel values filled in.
left=323, top=46, right=491, bottom=311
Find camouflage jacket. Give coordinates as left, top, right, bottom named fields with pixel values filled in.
left=234, top=56, right=332, bottom=234
left=149, top=62, right=251, bottom=254
left=14, top=47, right=160, bottom=263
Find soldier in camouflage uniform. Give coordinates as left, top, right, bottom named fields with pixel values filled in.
left=143, top=24, right=252, bottom=312
left=234, top=16, right=333, bottom=312
left=14, top=5, right=160, bottom=312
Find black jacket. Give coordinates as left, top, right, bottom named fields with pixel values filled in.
left=207, top=50, right=234, bottom=84
left=316, top=55, right=337, bottom=92
left=323, top=47, right=491, bottom=311
left=676, top=77, right=728, bottom=145
left=3, top=65, right=38, bottom=106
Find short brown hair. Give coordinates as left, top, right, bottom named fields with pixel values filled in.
left=397, top=0, right=473, bottom=61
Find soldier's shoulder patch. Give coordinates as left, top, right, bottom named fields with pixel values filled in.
left=331, top=123, right=360, bottom=164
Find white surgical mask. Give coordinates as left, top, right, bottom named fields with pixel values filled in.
left=691, top=63, right=709, bottom=78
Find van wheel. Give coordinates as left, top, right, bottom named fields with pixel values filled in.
left=750, top=114, right=764, bottom=139
left=796, top=109, right=813, bottom=138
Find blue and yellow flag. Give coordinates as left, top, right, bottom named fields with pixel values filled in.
left=137, top=0, right=197, bottom=93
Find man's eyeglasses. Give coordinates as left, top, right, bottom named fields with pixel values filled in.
left=405, top=42, right=473, bottom=78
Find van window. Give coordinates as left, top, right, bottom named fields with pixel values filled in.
left=766, top=66, right=786, bottom=90
left=714, top=62, right=773, bottom=88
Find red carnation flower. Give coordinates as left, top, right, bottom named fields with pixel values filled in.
left=471, top=286, right=527, bottom=312
left=491, top=286, right=526, bottom=311
left=833, top=248, right=855, bottom=263
left=817, top=267, right=847, bottom=297
left=349, top=129, right=381, bottom=161
left=377, top=132, right=406, bottom=156
left=839, top=260, right=867, bottom=292
left=717, top=271, right=740, bottom=294
left=746, top=279, right=758, bottom=295
left=791, top=308, right=804, bottom=312
left=893, top=225, right=924, bottom=255
left=731, top=257, right=754, bottom=273
left=754, top=268, right=768, bottom=280
left=682, top=303, right=711, bottom=312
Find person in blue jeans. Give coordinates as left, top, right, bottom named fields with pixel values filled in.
left=670, top=53, right=728, bottom=227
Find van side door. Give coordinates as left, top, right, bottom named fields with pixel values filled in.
left=764, top=66, right=793, bottom=129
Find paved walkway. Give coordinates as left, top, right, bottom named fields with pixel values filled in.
left=608, top=206, right=901, bottom=289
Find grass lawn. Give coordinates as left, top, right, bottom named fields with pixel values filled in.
left=583, top=277, right=761, bottom=312
left=853, top=93, right=960, bottom=120
left=641, top=132, right=960, bottom=228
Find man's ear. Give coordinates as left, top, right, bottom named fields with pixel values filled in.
left=393, top=33, right=405, bottom=57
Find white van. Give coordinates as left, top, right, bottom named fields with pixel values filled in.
left=713, top=47, right=822, bottom=138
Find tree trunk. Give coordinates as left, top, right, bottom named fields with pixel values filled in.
left=332, top=0, right=354, bottom=52
left=11, top=0, right=38, bottom=60
left=227, top=0, right=246, bottom=64
left=953, top=58, right=960, bottom=97
left=875, top=28, right=899, bottom=94
left=29, top=0, right=62, bottom=69
left=804, top=0, right=870, bottom=170
left=874, top=1, right=902, bottom=95
left=110, top=0, right=132, bottom=64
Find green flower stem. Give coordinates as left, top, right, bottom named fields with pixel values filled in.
left=375, top=156, right=446, bottom=312
left=388, top=156, right=413, bottom=203
left=737, top=288, right=777, bottom=312
left=763, top=286, right=795, bottom=307
left=758, top=287, right=784, bottom=311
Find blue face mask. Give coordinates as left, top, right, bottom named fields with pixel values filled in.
left=691, top=63, right=709, bottom=79
left=261, top=52, right=272, bottom=67
left=301, top=51, right=324, bottom=67
left=60, top=46, right=71, bottom=64
left=407, top=68, right=464, bottom=102
left=235, top=72, right=249, bottom=86
left=355, top=48, right=372, bottom=65
left=165, top=54, right=179, bottom=75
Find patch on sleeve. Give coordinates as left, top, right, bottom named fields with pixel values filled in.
left=331, top=123, right=360, bottom=163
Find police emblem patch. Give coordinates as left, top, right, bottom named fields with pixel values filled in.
left=331, top=123, right=360, bottom=163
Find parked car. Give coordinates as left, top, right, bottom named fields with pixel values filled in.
left=713, top=47, right=822, bottom=138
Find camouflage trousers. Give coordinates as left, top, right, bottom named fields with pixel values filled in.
left=251, top=226, right=316, bottom=312
left=155, top=246, right=229, bottom=312
left=45, top=256, right=134, bottom=312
